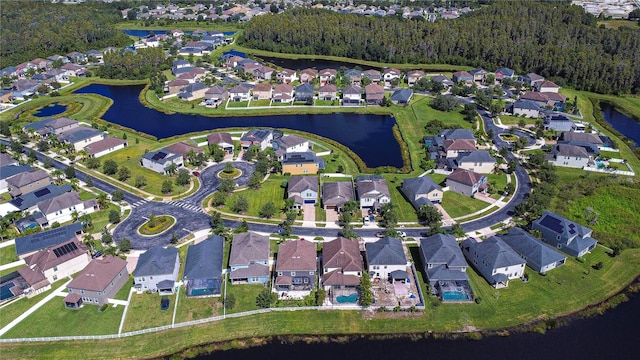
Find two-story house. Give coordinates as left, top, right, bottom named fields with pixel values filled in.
left=36, top=191, right=97, bottom=225
left=287, top=176, right=318, bottom=208
left=446, top=168, right=488, bottom=197
left=63, top=256, right=129, bottom=309
left=461, top=237, right=526, bottom=289
left=21, top=238, right=89, bottom=285
left=271, top=135, right=310, bottom=160
left=322, top=237, right=363, bottom=302
left=342, top=84, right=363, bottom=106
left=365, top=236, right=408, bottom=281
left=318, top=69, right=337, bottom=86
left=400, top=177, right=443, bottom=210
left=355, top=175, right=390, bottom=210
left=281, top=152, right=324, bottom=175
left=24, top=117, right=78, bottom=137
left=7, top=170, right=52, bottom=198
left=322, top=181, right=355, bottom=211
left=240, top=129, right=273, bottom=151
left=275, top=239, right=317, bottom=298
left=457, top=150, right=496, bottom=174
left=419, top=234, right=473, bottom=302
left=499, top=227, right=567, bottom=274
left=140, top=148, right=183, bottom=174
left=532, top=211, right=598, bottom=258
left=133, top=246, right=180, bottom=295
left=229, top=232, right=270, bottom=285
left=252, top=83, right=273, bottom=100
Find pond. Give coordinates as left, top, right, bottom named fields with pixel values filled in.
left=33, top=103, right=67, bottom=118
left=74, top=84, right=403, bottom=168
left=600, top=102, right=640, bottom=147
left=123, top=29, right=236, bottom=38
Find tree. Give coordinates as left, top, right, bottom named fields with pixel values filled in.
left=219, top=178, right=236, bottom=193
left=176, top=169, right=191, bottom=186
left=232, top=195, right=249, bottom=213
left=223, top=162, right=235, bottom=173
left=97, top=193, right=108, bottom=209
left=36, top=140, right=50, bottom=152
left=85, top=177, right=93, bottom=187
left=259, top=201, right=277, bottom=218
left=161, top=180, right=173, bottom=194
left=26, top=149, right=37, bottom=164
left=236, top=219, right=249, bottom=233
left=380, top=202, right=398, bottom=230
left=210, top=210, right=224, bottom=229
left=134, top=175, right=147, bottom=188
left=117, top=166, right=131, bottom=181
left=108, top=209, right=121, bottom=224
left=111, top=190, right=124, bottom=202
left=248, top=172, right=262, bottom=189
left=103, top=159, right=118, bottom=175
left=417, top=204, right=442, bottom=231
left=101, top=231, right=113, bottom=245
left=359, top=272, right=373, bottom=307
left=165, top=163, right=178, bottom=175
left=224, top=293, right=236, bottom=310
left=462, top=103, right=477, bottom=123
left=85, top=157, right=101, bottom=169
left=450, top=223, right=466, bottom=238
left=0, top=121, right=11, bottom=136
left=64, top=165, right=76, bottom=179
left=51, top=169, right=64, bottom=184
left=430, top=94, right=461, bottom=112
left=208, top=144, right=225, bottom=162
left=256, top=288, right=276, bottom=308
left=170, top=230, right=179, bottom=244
left=507, top=159, right=517, bottom=174
left=10, top=139, right=23, bottom=154
left=118, top=238, right=132, bottom=253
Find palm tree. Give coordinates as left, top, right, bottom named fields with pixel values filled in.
left=69, top=178, right=79, bottom=190
left=77, top=149, right=89, bottom=161
left=51, top=169, right=64, bottom=185
left=165, top=163, right=178, bottom=176
left=97, top=193, right=108, bottom=210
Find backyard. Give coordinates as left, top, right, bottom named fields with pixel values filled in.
left=441, top=191, right=490, bottom=218
left=122, top=292, right=176, bottom=332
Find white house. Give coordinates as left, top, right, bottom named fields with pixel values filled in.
left=133, top=247, right=180, bottom=295
left=140, top=148, right=184, bottom=174
left=22, top=238, right=90, bottom=284
left=36, top=191, right=97, bottom=225
left=58, top=127, right=105, bottom=152
left=365, top=237, right=408, bottom=281
left=272, top=135, right=310, bottom=160
left=83, top=137, right=127, bottom=158
left=356, top=175, right=390, bottom=210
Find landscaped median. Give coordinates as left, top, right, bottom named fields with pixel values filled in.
left=137, top=215, right=176, bottom=236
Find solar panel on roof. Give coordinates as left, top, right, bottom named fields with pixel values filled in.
left=539, top=215, right=563, bottom=234
left=53, top=242, right=78, bottom=258
left=151, top=151, right=168, bottom=161
left=34, top=188, right=51, bottom=197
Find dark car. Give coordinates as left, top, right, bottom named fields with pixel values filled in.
left=192, top=171, right=200, bottom=177
left=92, top=250, right=103, bottom=259
left=160, top=297, right=170, bottom=310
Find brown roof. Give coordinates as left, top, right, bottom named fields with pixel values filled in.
left=559, top=132, right=603, bottom=144
left=537, top=80, right=559, bottom=88
left=301, top=68, right=318, bottom=76
left=276, top=239, right=316, bottom=272
left=443, top=139, right=476, bottom=151
left=322, top=270, right=360, bottom=286
left=319, top=69, right=337, bottom=76
left=67, top=256, right=128, bottom=292
left=24, top=239, right=88, bottom=273
left=7, top=169, right=50, bottom=188
left=447, top=168, right=485, bottom=186
left=18, top=266, right=49, bottom=288
left=318, top=84, right=337, bottom=93
left=207, top=132, right=233, bottom=145
left=322, top=237, right=362, bottom=272
left=555, top=144, right=589, bottom=158
left=520, top=91, right=551, bottom=103
left=253, top=83, right=272, bottom=92
left=365, top=83, right=384, bottom=95
left=63, top=292, right=82, bottom=303
left=164, top=141, right=204, bottom=156
left=84, top=137, right=127, bottom=156
left=273, top=83, right=293, bottom=93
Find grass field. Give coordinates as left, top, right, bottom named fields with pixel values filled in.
left=174, top=285, right=223, bottom=323
left=225, top=282, right=264, bottom=314
left=86, top=203, right=121, bottom=234
left=441, top=191, right=490, bottom=218
left=0, top=278, right=68, bottom=329
left=222, top=176, right=287, bottom=218
left=0, top=244, right=18, bottom=265
left=499, top=115, right=537, bottom=126
left=486, top=173, right=508, bottom=199
left=597, top=19, right=639, bottom=29
left=123, top=292, right=176, bottom=332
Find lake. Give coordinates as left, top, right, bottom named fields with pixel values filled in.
left=600, top=102, right=640, bottom=147
left=74, top=84, right=403, bottom=168
left=33, top=103, right=67, bottom=117
left=194, top=292, right=639, bottom=360
left=256, top=55, right=376, bottom=71
left=123, top=29, right=236, bottom=38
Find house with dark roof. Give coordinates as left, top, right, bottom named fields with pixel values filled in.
left=520, top=91, right=567, bottom=111
left=229, top=232, right=270, bottom=285
left=431, top=75, right=454, bottom=87
left=321, top=237, right=363, bottom=300
left=254, top=66, right=275, bottom=81
left=342, top=84, right=363, bottom=105
left=322, top=181, right=355, bottom=211
left=15, top=222, right=83, bottom=259
left=457, top=150, right=496, bottom=174
left=24, top=117, right=78, bottom=137
left=9, top=184, right=73, bottom=213
left=365, top=236, right=408, bottom=281
left=440, top=129, right=476, bottom=142
left=64, top=256, right=129, bottom=308
left=140, top=148, right=183, bottom=174
left=401, top=177, right=443, bottom=210
left=84, top=137, right=127, bottom=158
left=36, top=191, right=97, bottom=225
left=499, top=228, right=567, bottom=274
left=356, top=175, right=390, bottom=210
left=558, top=132, right=603, bottom=145
left=362, top=69, right=382, bottom=84
left=446, top=168, right=488, bottom=197
left=469, top=68, right=489, bottom=82
left=510, top=99, right=543, bottom=118
left=204, top=85, right=228, bottom=107
left=207, top=132, right=234, bottom=154
left=294, top=83, right=315, bottom=102
left=452, top=71, right=473, bottom=85
left=344, top=69, right=362, bottom=85
left=461, top=237, right=526, bottom=288
left=522, top=73, right=545, bottom=86
left=0, top=164, right=32, bottom=194
left=272, top=135, right=310, bottom=160
left=6, top=169, right=51, bottom=198
left=390, top=88, right=413, bottom=105
left=281, top=152, right=324, bottom=175
left=419, top=234, right=473, bottom=302
left=318, top=84, right=338, bottom=101
left=58, top=126, right=105, bottom=151
left=275, top=239, right=317, bottom=297
left=240, top=129, right=273, bottom=151
left=183, top=236, right=224, bottom=297
left=133, top=247, right=180, bottom=295
left=177, top=82, right=208, bottom=101
left=532, top=211, right=598, bottom=258
left=21, top=238, right=89, bottom=286
left=164, top=141, right=204, bottom=157
left=0, top=153, right=18, bottom=167
left=544, top=114, right=574, bottom=132
left=365, top=83, right=385, bottom=105
left=287, top=176, right=318, bottom=207
left=548, top=144, right=593, bottom=169
left=494, top=68, right=515, bottom=82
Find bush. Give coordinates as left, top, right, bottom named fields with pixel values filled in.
left=256, top=288, right=276, bottom=308
left=103, top=159, right=118, bottom=175
left=111, top=190, right=124, bottom=202
left=108, top=209, right=121, bottom=224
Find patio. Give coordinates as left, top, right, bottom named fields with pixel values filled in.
left=371, top=267, right=421, bottom=307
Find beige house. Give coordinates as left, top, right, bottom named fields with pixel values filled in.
left=64, top=256, right=129, bottom=308
left=6, top=169, right=51, bottom=197
left=252, top=83, right=273, bottom=100
left=22, top=239, right=90, bottom=284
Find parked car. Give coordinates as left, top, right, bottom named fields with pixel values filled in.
left=160, top=297, right=170, bottom=310
left=363, top=216, right=370, bottom=225
left=91, top=250, right=103, bottom=259
left=192, top=171, right=200, bottom=177
left=396, top=231, right=407, bottom=238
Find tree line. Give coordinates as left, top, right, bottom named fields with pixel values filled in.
left=240, top=1, right=640, bottom=94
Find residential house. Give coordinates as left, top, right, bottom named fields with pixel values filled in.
left=322, top=181, right=355, bottom=211
left=535, top=80, right=560, bottom=93
left=318, top=69, right=337, bottom=86
left=443, top=139, right=476, bottom=158
left=133, top=246, right=180, bottom=294
left=344, top=69, right=362, bottom=85
left=204, top=85, right=229, bottom=107
left=441, top=128, right=476, bottom=142
left=229, top=232, right=270, bottom=285
left=177, top=68, right=206, bottom=83
left=281, top=152, right=325, bottom=175
left=431, top=75, right=454, bottom=88
left=225, top=55, right=245, bottom=69
left=532, top=211, right=598, bottom=258
left=522, top=73, right=545, bottom=86
left=390, top=88, right=413, bottom=105
left=300, top=68, right=318, bottom=83
left=558, top=132, right=604, bottom=146
left=58, top=126, right=105, bottom=152
left=446, top=168, right=488, bottom=197
left=140, top=148, right=183, bottom=174
left=294, top=83, right=315, bottom=102
left=207, top=132, right=234, bottom=154
left=228, top=84, right=252, bottom=102
left=252, top=83, right=272, bottom=100
left=365, top=83, right=385, bottom=105
left=240, top=129, right=273, bottom=151
left=165, top=142, right=204, bottom=158
left=166, top=79, right=190, bottom=95
left=178, top=82, right=208, bottom=101
left=83, top=137, right=127, bottom=158
left=342, top=85, right=363, bottom=105
left=7, top=169, right=52, bottom=198
left=510, top=99, right=543, bottom=118
left=544, top=114, right=574, bottom=132
left=0, top=153, right=18, bottom=167
left=15, top=222, right=83, bottom=259
left=419, top=234, right=473, bottom=302
left=452, top=71, right=473, bottom=85
left=272, top=83, right=294, bottom=103
left=15, top=265, right=51, bottom=298
left=406, top=70, right=425, bottom=86
left=272, top=135, right=310, bottom=159
left=461, top=237, right=526, bottom=288
left=12, top=79, right=41, bottom=99
left=8, top=184, right=73, bottom=215
left=254, top=66, right=275, bottom=81
left=66, top=51, right=87, bottom=63
left=36, top=191, right=97, bottom=225
left=457, top=150, right=496, bottom=174
left=287, top=176, right=318, bottom=208
left=318, top=84, right=338, bottom=101
left=520, top=91, right=567, bottom=111
left=0, top=164, right=31, bottom=194
left=362, top=69, right=382, bottom=84
left=365, top=236, right=408, bottom=281
left=275, top=239, right=317, bottom=296
left=60, top=63, right=85, bottom=77
left=400, top=177, right=443, bottom=210
left=278, top=69, right=298, bottom=84
left=322, top=237, right=363, bottom=298
left=355, top=175, right=390, bottom=210
left=499, top=227, right=567, bottom=274
left=64, top=256, right=129, bottom=308
left=469, top=68, right=489, bottom=82
left=382, top=68, right=402, bottom=87
left=494, top=68, right=515, bottom=82
left=548, top=144, right=592, bottom=169
left=21, top=238, right=89, bottom=286
left=183, top=235, right=224, bottom=297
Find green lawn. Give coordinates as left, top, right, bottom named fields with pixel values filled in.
left=314, top=99, right=338, bottom=106
left=226, top=101, right=249, bottom=108
left=86, top=203, right=121, bottom=234
left=113, top=278, right=133, bottom=301
left=223, top=176, right=287, bottom=219
left=486, top=173, right=508, bottom=199
left=383, top=174, right=419, bottom=222
left=0, top=278, right=67, bottom=329
left=441, top=191, right=490, bottom=218
left=0, top=244, right=18, bottom=265
left=250, top=99, right=271, bottom=107
left=2, top=296, right=125, bottom=338
left=499, top=115, right=537, bottom=126
left=174, top=285, right=222, bottom=323
left=123, top=292, right=176, bottom=332
left=225, top=282, right=264, bottom=314
left=0, top=192, right=11, bottom=204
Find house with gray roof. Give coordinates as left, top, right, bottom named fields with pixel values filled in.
left=548, top=144, right=593, bottom=169
left=532, top=211, right=597, bottom=258
left=440, top=128, right=476, bottom=142
left=390, top=88, right=413, bottom=105
left=322, top=181, right=355, bottom=211
left=36, top=191, right=97, bottom=225
left=419, top=234, right=473, bottom=302
left=178, top=82, right=208, bottom=101
left=275, top=239, right=317, bottom=297
left=24, top=117, right=78, bottom=137
left=272, top=135, right=310, bottom=160
left=287, top=176, right=318, bottom=207
left=461, top=237, right=526, bottom=289
left=456, top=150, right=496, bottom=174
left=495, top=68, right=515, bottom=81
left=133, top=247, right=180, bottom=295
left=64, top=256, right=129, bottom=308
left=558, top=132, right=603, bottom=145
left=140, top=148, right=183, bottom=174
left=0, top=164, right=32, bottom=194
left=204, top=85, right=229, bottom=107
left=342, top=84, right=363, bottom=105
left=240, top=129, right=273, bottom=150
left=58, top=126, right=105, bottom=152
left=544, top=114, right=574, bottom=132
left=207, top=132, right=234, bottom=154
left=365, top=237, right=408, bottom=281
left=294, top=83, right=315, bottom=102
left=15, top=222, right=83, bottom=259
left=0, top=153, right=19, bottom=167
left=229, top=232, right=270, bottom=285
left=356, top=175, right=390, bottom=210
left=183, top=235, right=224, bottom=297
left=400, top=177, right=443, bottom=210
left=446, top=168, right=488, bottom=197
left=499, top=228, right=567, bottom=274
left=6, top=169, right=51, bottom=198
left=510, top=99, right=542, bottom=118
left=9, top=184, right=73, bottom=212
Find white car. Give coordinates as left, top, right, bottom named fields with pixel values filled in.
left=397, top=231, right=407, bottom=238
left=363, top=217, right=371, bottom=225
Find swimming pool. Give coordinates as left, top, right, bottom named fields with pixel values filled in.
left=336, top=293, right=359, bottom=303
left=442, top=290, right=471, bottom=302
left=0, top=281, right=16, bottom=301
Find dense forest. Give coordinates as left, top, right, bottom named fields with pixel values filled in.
left=241, top=1, right=640, bottom=94
left=0, top=1, right=131, bottom=69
